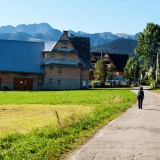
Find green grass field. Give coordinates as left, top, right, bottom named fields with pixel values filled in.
left=0, top=89, right=136, bottom=160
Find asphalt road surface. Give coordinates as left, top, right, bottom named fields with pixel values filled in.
left=66, top=88, right=160, bottom=160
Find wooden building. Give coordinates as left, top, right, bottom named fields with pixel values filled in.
left=0, top=40, right=44, bottom=90
left=43, top=31, right=92, bottom=90
left=90, top=52, right=129, bottom=80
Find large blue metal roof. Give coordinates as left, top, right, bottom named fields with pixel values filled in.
left=0, top=40, right=45, bottom=74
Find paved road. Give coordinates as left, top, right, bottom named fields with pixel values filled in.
left=66, top=89, right=160, bottom=160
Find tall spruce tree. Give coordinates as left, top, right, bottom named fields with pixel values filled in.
left=94, top=60, right=107, bottom=83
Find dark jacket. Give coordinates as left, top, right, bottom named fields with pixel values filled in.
left=137, top=90, right=144, bottom=100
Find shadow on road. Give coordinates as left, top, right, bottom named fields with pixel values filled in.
left=143, top=108, right=160, bottom=112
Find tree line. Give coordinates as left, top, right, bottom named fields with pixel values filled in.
left=124, top=22, right=160, bottom=87
left=92, top=23, right=160, bottom=88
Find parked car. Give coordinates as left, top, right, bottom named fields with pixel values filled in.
left=106, top=76, right=128, bottom=86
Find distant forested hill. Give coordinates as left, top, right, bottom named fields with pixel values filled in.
left=91, top=38, right=137, bottom=56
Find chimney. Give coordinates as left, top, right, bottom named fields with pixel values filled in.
left=101, top=50, right=103, bottom=59
left=63, top=30, right=68, bottom=36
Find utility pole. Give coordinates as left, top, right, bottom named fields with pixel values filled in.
left=156, top=49, right=160, bottom=82
left=134, top=65, right=137, bottom=85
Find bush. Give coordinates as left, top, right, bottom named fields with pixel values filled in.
left=149, top=81, right=155, bottom=89
left=105, top=82, right=111, bottom=87
left=151, top=82, right=160, bottom=89
left=93, top=81, right=106, bottom=88
left=155, top=82, right=160, bottom=89
left=91, top=81, right=97, bottom=88
left=140, top=79, right=150, bottom=85
left=91, top=81, right=102, bottom=88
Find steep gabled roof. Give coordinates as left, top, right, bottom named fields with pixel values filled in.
left=108, top=54, right=129, bottom=72
left=43, top=31, right=93, bottom=68
left=69, top=36, right=93, bottom=68
left=69, top=36, right=90, bottom=60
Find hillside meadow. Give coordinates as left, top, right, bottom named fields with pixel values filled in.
left=0, top=89, right=136, bottom=160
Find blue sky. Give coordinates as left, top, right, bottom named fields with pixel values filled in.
left=0, top=0, right=160, bottom=34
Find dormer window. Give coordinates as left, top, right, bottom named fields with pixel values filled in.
left=61, top=42, right=67, bottom=48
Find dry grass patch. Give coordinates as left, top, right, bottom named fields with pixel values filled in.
left=0, top=104, right=93, bottom=137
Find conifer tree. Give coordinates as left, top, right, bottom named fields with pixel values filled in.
left=94, top=60, right=107, bottom=83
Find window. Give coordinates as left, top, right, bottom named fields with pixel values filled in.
left=58, top=67, right=62, bottom=73
left=50, top=66, right=54, bottom=70
left=50, top=53, right=54, bottom=58
left=57, top=79, right=61, bottom=85
left=104, top=57, right=108, bottom=61
left=49, top=79, right=53, bottom=83
left=38, top=79, right=43, bottom=86
left=62, top=54, right=66, bottom=60
left=83, top=81, right=86, bottom=87
left=61, top=43, right=67, bottom=48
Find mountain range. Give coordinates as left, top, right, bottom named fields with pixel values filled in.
left=0, top=23, right=139, bottom=47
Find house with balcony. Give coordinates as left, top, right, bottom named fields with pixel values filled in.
left=43, top=31, right=92, bottom=90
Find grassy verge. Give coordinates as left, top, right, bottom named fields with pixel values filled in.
left=0, top=89, right=136, bottom=160
left=152, top=89, right=160, bottom=94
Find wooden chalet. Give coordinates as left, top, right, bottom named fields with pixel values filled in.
left=43, top=31, right=92, bottom=90
left=90, top=51, right=129, bottom=80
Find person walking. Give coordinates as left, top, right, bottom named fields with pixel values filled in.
left=137, top=87, right=144, bottom=109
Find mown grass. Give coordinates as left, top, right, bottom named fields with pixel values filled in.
left=0, top=89, right=126, bottom=105
left=0, top=89, right=136, bottom=160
